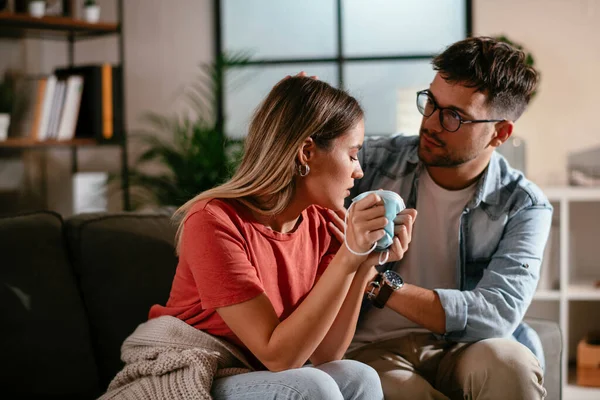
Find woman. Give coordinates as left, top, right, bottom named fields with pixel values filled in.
left=103, top=76, right=415, bottom=400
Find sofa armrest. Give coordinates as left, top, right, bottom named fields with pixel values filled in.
left=524, top=317, right=562, bottom=400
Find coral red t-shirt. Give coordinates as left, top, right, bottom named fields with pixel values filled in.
left=149, top=198, right=340, bottom=354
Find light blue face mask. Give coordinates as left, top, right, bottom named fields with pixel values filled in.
left=344, top=190, right=406, bottom=265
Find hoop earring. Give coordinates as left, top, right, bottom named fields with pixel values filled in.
left=298, top=164, right=310, bottom=177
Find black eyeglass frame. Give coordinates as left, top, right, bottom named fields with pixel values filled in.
left=416, top=90, right=506, bottom=132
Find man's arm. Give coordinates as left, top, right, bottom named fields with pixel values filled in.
left=384, top=283, right=446, bottom=334
left=383, top=204, right=552, bottom=341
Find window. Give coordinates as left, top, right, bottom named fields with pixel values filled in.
left=219, top=0, right=470, bottom=136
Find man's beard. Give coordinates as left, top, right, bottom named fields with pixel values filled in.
left=418, top=131, right=477, bottom=168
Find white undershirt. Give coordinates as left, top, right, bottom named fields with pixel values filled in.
left=350, top=168, right=477, bottom=351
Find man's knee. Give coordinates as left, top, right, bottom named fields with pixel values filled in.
left=381, top=369, right=442, bottom=400
left=456, top=339, right=545, bottom=399
left=461, top=339, right=541, bottom=375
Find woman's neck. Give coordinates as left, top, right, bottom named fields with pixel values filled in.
left=250, top=197, right=308, bottom=233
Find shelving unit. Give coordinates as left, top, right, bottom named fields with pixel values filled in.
left=529, top=186, right=600, bottom=400
left=0, top=138, right=97, bottom=148
left=0, top=2, right=130, bottom=211
left=0, top=11, right=118, bottom=38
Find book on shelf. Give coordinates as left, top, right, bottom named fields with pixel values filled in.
left=28, top=78, right=47, bottom=139
left=56, top=75, right=84, bottom=140
left=8, top=76, right=46, bottom=140
left=46, top=77, right=65, bottom=139
left=8, top=63, right=122, bottom=144
left=55, top=64, right=123, bottom=143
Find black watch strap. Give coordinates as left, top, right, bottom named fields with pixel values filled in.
left=373, top=283, right=394, bottom=309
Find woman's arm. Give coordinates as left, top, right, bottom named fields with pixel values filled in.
left=308, top=263, right=376, bottom=365
left=217, top=248, right=360, bottom=371
left=308, top=208, right=417, bottom=364
left=216, top=193, right=387, bottom=371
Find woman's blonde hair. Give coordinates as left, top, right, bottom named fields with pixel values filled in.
left=173, top=76, right=363, bottom=253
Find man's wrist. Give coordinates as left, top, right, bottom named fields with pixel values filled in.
left=371, top=270, right=404, bottom=308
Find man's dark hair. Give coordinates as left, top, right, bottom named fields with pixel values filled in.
left=432, top=36, right=538, bottom=121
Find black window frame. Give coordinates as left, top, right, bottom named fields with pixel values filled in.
left=214, top=0, right=473, bottom=136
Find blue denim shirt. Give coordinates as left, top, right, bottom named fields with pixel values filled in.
left=348, top=135, right=552, bottom=364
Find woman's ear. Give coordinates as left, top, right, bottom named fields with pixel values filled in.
left=297, top=137, right=316, bottom=164
left=491, top=120, right=514, bottom=148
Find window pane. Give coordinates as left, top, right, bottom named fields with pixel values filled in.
left=344, top=60, right=435, bottom=135
left=343, top=0, right=466, bottom=56
left=225, top=64, right=338, bottom=137
left=223, top=0, right=337, bottom=59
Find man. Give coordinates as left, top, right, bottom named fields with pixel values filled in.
left=345, top=37, right=552, bottom=399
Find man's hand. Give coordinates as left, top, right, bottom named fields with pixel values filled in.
left=283, top=71, right=319, bottom=80
left=394, top=209, right=418, bottom=239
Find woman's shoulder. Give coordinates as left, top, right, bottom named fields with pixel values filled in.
left=185, top=198, right=246, bottom=226
left=304, top=205, right=334, bottom=229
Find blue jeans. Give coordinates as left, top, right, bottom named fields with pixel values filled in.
left=211, top=359, right=384, bottom=400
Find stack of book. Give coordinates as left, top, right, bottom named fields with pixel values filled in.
left=17, top=63, right=122, bottom=142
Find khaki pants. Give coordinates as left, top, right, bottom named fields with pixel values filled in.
left=346, top=333, right=545, bottom=400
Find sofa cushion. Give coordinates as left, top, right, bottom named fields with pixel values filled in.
left=0, top=211, right=99, bottom=399
left=65, top=213, right=178, bottom=391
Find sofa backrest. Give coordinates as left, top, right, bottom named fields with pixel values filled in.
left=64, top=212, right=178, bottom=391
left=0, top=211, right=99, bottom=399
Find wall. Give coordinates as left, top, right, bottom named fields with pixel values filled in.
left=2, top=0, right=214, bottom=215
left=474, top=0, right=600, bottom=187
left=7, top=0, right=600, bottom=213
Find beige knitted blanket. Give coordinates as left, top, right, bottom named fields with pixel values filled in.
left=99, top=316, right=253, bottom=400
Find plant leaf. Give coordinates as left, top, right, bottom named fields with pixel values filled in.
left=121, top=51, right=251, bottom=208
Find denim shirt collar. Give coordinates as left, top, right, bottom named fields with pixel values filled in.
left=469, top=151, right=503, bottom=208
left=406, top=144, right=503, bottom=210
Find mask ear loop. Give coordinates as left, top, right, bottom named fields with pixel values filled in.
left=379, top=250, right=389, bottom=265
left=343, top=202, right=390, bottom=266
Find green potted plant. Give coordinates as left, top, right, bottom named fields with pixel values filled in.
left=0, top=74, right=15, bottom=141
left=83, top=0, right=99, bottom=23
left=122, top=53, right=250, bottom=210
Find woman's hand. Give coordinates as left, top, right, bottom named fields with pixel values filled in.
left=327, top=199, right=417, bottom=264
left=360, top=208, right=418, bottom=267
left=327, top=194, right=387, bottom=256
left=344, top=193, right=388, bottom=257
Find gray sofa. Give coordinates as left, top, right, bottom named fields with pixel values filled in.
left=0, top=211, right=562, bottom=399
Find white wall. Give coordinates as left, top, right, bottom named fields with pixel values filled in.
left=12, top=0, right=214, bottom=215
left=474, top=0, right=600, bottom=186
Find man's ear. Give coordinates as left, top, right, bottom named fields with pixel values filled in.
left=297, top=137, right=316, bottom=164
left=490, top=121, right=514, bottom=148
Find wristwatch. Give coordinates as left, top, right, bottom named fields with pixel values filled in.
left=371, top=270, right=404, bottom=309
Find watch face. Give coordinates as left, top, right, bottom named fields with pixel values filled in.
left=383, top=270, right=403, bottom=290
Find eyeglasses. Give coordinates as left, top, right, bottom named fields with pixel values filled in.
left=416, top=90, right=505, bottom=132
